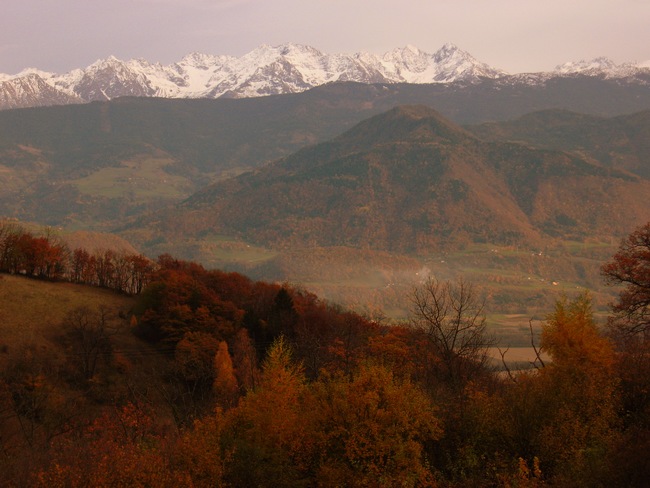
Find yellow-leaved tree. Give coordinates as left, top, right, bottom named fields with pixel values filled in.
left=311, top=362, right=441, bottom=487
left=222, top=336, right=317, bottom=487
left=537, top=292, right=618, bottom=484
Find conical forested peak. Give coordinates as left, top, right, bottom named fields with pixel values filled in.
left=333, top=104, right=474, bottom=149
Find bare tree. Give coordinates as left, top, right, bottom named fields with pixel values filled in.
left=64, top=305, right=121, bottom=381
left=410, top=277, right=495, bottom=390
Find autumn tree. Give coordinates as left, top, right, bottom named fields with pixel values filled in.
left=172, top=409, right=231, bottom=486
left=602, top=222, right=650, bottom=336
left=486, top=294, right=618, bottom=485
left=224, top=336, right=316, bottom=486
left=62, top=305, right=122, bottom=382
left=94, top=250, right=115, bottom=288
left=163, top=331, right=221, bottom=425
left=230, top=328, right=260, bottom=393
left=70, top=248, right=90, bottom=283
left=445, top=293, right=619, bottom=485
left=174, top=332, right=220, bottom=389
left=111, top=252, right=132, bottom=293
left=366, top=325, right=419, bottom=379
left=35, top=402, right=185, bottom=487
left=244, top=286, right=299, bottom=356
left=213, top=341, right=238, bottom=408
left=127, top=253, right=155, bottom=295
left=0, top=222, right=26, bottom=273
left=601, top=223, right=650, bottom=485
left=135, top=259, right=244, bottom=345
left=312, top=362, right=441, bottom=486
left=0, top=343, right=86, bottom=487
left=537, top=293, right=617, bottom=483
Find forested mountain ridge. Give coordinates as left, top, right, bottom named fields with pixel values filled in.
left=138, top=105, right=650, bottom=253
left=468, top=108, right=650, bottom=177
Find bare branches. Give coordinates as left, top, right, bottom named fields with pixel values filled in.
left=410, top=277, right=495, bottom=389
left=498, top=346, right=517, bottom=383
left=63, top=305, right=123, bottom=381
left=529, top=319, right=545, bottom=369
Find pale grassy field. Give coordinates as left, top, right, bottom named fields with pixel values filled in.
left=74, top=156, right=194, bottom=200
left=0, top=274, right=135, bottom=366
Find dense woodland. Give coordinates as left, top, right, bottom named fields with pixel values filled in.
left=1, top=221, right=650, bottom=486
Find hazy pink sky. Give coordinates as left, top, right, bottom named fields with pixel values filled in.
left=2, top=0, right=649, bottom=74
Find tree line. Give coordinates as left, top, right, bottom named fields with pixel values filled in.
left=0, top=221, right=154, bottom=295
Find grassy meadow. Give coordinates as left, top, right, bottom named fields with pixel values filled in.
left=0, top=274, right=136, bottom=368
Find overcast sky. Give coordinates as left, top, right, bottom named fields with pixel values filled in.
left=2, top=0, right=649, bottom=75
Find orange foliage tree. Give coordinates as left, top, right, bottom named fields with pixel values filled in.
left=212, top=340, right=238, bottom=408
left=223, top=336, right=317, bottom=486
left=485, top=293, right=618, bottom=485
left=35, top=403, right=187, bottom=487
left=311, top=362, right=441, bottom=486
left=602, top=221, right=650, bottom=336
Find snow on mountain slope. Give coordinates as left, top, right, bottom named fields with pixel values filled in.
left=0, top=43, right=648, bottom=110
left=0, top=73, right=82, bottom=109
left=0, top=43, right=505, bottom=108
left=554, top=57, right=649, bottom=78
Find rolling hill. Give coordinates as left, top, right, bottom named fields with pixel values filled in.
left=0, top=274, right=136, bottom=370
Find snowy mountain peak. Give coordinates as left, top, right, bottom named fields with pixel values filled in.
left=14, top=67, right=56, bottom=80
left=277, top=42, right=319, bottom=55
left=181, top=52, right=228, bottom=65
left=391, top=44, right=422, bottom=56
left=438, top=42, right=460, bottom=54
left=428, top=43, right=506, bottom=82
left=89, top=55, right=123, bottom=68
left=0, top=73, right=82, bottom=109
left=553, top=56, right=649, bottom=79
left=555, top=57, right=618, bottom=74
left=433, top=43, right=471, bottom=63
left=1, top=43, right=648, bottom=111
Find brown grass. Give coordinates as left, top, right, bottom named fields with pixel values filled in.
left=0, top=274, right=135, bottom=366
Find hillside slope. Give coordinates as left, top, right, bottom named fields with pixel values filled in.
left=0, top=274, right=136, bottom=368
left=468, top=109, right=650, bottom=177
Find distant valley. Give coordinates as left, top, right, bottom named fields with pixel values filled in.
left=119, top=104, right=650, bottom=317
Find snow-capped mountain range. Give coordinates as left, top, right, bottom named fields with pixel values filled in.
left=1, top=42, right=649, bottom=110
